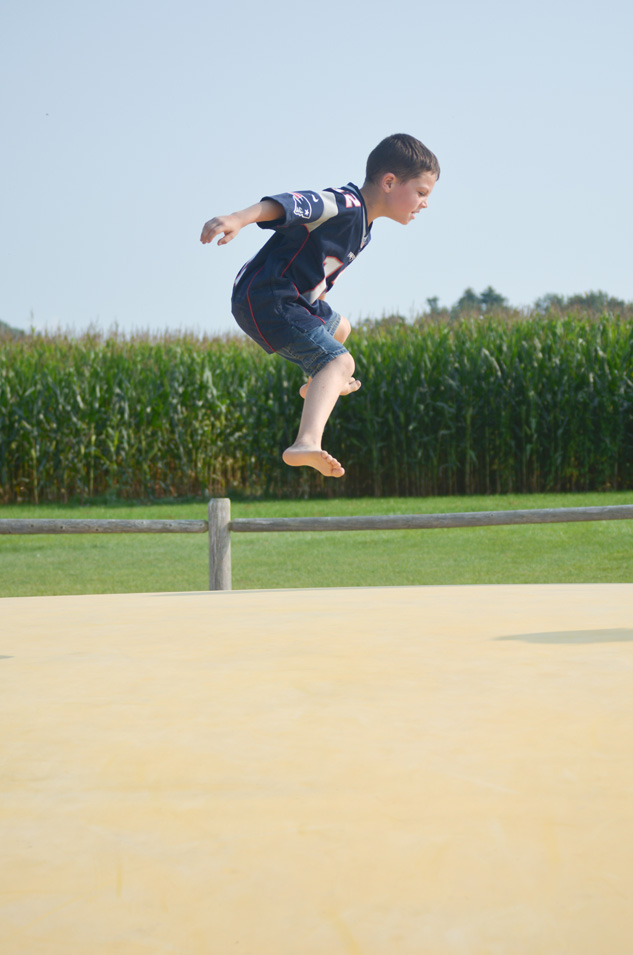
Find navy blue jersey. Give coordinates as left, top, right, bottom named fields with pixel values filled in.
left=231, top=182, right=371, bottom=353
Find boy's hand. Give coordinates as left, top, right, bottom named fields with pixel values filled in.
left=200, top=214, right=242, bottom=246
left=200, top=199, right=284, bottom=246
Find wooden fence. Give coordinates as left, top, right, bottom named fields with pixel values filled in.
left=2, top=499, right=633, bottom=591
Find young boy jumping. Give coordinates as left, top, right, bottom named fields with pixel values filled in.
left=200, top=133, right=440, bottom=478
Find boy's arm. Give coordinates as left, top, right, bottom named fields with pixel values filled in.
left=200, top=199, right=284, bottom=246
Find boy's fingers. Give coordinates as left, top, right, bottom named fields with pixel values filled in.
left=202, top=229, right=223, bottom=245
left=201, top=218, right=237, bottom=245
left=200, top=218, right=223, bottom=243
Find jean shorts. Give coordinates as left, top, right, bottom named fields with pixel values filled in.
left=275, top=310, right=348, bottom=377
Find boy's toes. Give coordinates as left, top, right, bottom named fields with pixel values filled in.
left=321, top=450, right=345, bottom=476
left=340, top=377, right=362, bottom=396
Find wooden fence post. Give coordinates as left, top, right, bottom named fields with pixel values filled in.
left=208, top=498, right=232, bottom=591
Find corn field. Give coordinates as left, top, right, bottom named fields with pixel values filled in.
left=1, top=314, right=632, bottom=502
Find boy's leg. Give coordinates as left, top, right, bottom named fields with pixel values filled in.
left=284, top=351, right=356, bottom=477
left=332, top=315, right=351, bottom=344
left=299, top=316, right=361, bottom=399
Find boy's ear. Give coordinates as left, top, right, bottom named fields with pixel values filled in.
left=381, top=172, right=397, bottom=192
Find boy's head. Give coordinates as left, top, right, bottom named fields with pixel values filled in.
left=362, top=134, right=439, bottom=225
left=365, top=133, right=440, bottom=185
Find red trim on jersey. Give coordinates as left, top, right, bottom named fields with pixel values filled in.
left=283, top=227, right=322, bottom=319
left=304, top=257, right=344, bottom=304
left=291, top=281, right=325, bottom=321
left=281, top=227, right=310, bottom=277
left=247, top=267, right=276, bottom=352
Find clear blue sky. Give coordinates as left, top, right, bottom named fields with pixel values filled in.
left=2, top=0, right=632, bottom=336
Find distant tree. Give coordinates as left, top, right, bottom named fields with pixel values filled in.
left=534, top=293, right=566, bottom=314
left=451, top=287, right=481, bottom=316
left=0, top=318, right=25, bottom=339
left=534, top=290, right=627, bottom=316
left=426, top=296, right=441, bottom=313
left=565, top=290, right=626, bottom=315
left=479, top=286, right=508, bottom=311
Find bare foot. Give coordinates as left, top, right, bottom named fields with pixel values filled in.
left=300, top=377, right=361, bottom=399
left=282, top=446, right=345, bottom=477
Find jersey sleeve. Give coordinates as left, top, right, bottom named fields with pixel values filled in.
left=257, top=190, right=339, bottom=231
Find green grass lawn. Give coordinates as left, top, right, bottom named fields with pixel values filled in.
left=1, top=491, right=632, bottom=597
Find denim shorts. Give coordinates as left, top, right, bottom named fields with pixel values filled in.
left=275, top=311, right=348, bottom=377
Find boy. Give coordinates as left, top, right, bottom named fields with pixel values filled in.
left=200, top=133, right=439, bottom=478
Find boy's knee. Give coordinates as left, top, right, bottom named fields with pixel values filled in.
left=334, top=316, right=351, bottom=345
left=337, top=351, right=355, bottom=377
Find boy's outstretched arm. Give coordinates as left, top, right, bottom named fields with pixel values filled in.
left=200, top=199, right=284, bottom=246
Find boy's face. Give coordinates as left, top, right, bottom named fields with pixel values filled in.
left=383, top=171, right=437, bottom=224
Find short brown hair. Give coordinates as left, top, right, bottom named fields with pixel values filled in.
left=365, top=133, right=440, bottom=184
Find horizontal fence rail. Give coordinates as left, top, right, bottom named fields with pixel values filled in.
left=227, top=505, right=633, bottom=534
left=1, top=500, right=632, bottom=591
left=0, top=519, right=208, bottom=535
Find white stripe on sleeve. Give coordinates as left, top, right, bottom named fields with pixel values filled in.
left=305, top=192, right=339, bottom=233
